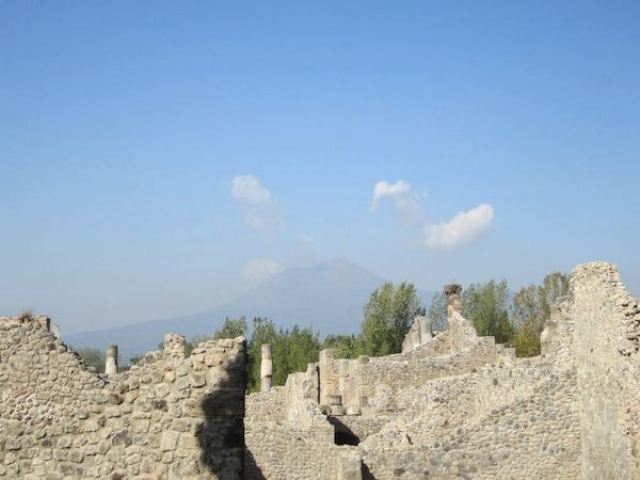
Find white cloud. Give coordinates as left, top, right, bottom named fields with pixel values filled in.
left=371, top=180, right=411, bottom=210
left=423, top=204, right=494, bottom=249
left=242, top=258, right=283, bottom=282
left=231, top=175, right=283, bottom=230
left=371, top=180, right=424, bottom=226
left=232, top=175, right=273, bottom=204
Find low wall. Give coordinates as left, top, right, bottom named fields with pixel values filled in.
left=319, top=336, right=497, bottom=415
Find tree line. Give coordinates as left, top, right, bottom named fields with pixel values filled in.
left=74, top=271, right=570, bottom=391
left=197, top=271, right=569, bottom=391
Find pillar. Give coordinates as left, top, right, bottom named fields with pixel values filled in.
left=419, top=315, right=434, bottom=344
left=105, top=345, right=118, bottom=375
left=444, top=283, right=463, bottom=317
left=319, top=349, right=337, bottom=407
left=260, top=343, right=273, bottom=392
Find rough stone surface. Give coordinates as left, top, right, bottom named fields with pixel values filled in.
left=245, top=262, right=640, bottom=480
left=0, top=318, right=246, bottom=479
left=572, top=262, right=640, bottom=479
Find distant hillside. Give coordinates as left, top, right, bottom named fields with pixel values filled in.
left=63, top=259, right=435, bottom=361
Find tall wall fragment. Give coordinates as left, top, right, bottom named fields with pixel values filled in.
left=572, top=262, right=640, bottom=479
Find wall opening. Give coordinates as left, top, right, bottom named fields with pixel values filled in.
left=328, top=417, right=361, bottom=446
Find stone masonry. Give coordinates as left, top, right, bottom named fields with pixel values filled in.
left=0, top=317, right=246, bottom=480
left=245, top=262, right=640, bottom=480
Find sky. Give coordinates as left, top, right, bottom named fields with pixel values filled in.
left=1, top=1, right=639, bottom=334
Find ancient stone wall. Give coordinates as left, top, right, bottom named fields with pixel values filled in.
left=401, top=316, right=433, bottom=353
left=0, top=316, right=246, bottom=480
left=244, top=275, right=590, bottom=479
left=317, top=335, right=497, bottom=416
left=359, top=357, right=581, bottom=479
left=572, top=262, right=640, bottom=479
left=245, top=366, right=341, bottom=480
left=342, top=295, right=581, bottom=479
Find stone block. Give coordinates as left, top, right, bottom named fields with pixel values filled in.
left=189, top=373, right=206, bottom=388
left=337, top=451, right=362, bottom=480
left=160, top=431, right=180, bottom=451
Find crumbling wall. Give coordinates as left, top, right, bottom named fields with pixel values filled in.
left=354, top=296, right=581, bottom=479
left=0, top=315, right=246, bottom=479
left=572, top=262, right=640, bottom=479
left=245, top=366, right=341, bottom=480
left=401, top=316, right=434, bottom=353
left=317, top=335, right=497, bottom=416
left=359, top=359, right=581, bottom=479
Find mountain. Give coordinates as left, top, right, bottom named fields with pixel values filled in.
left=63, top=259, right=435, bottom=361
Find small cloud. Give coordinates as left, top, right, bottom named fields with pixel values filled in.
left=371, top=180, right=411, bottom=210
left=232, top=175, right=273, bottom=204
left=424, top=204, right=494, bottom=249
left=371, top=180, right=424, bottom=226
left=242, top=258, right=284, bottom=282
left=231, top=175, right=283, bottom=231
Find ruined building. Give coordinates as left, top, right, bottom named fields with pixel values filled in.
left=0, top=326, right=246, bottom=479
left=1, top=262, right=639, bottom=479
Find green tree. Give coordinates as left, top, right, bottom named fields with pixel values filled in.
left=129, top=355, right=143, bottom=366
left=361, top=282, right=422, bottom=356
left=74, top=347, right=106, bottom=372
left=247, top=317, right=278, bottom=392
left=511, top=272, right=570, bottom=356
left=322, top=334, right=361, bottom=359
left=271, top=325, right=321, bottom=386
left=426, top=291, right=448, bottom=333
left=184, top=316, right=249, bottom=356
left=246, top=317, right=322, bottom=392
left=213, top=316, right=248, bottom=340
left=541, top=272, right=571, bottom=310
left=462, top=279, right=513, bottom=344
left=511, top=318, right=541, bottom=357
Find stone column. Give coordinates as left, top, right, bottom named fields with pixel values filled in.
left=319, top=349, right=337, bottom=407
left=444, top=284, right=478, bottom=352
left=260, top=343, right=273, bottom=392
left=105, top=345, right=118, bottom=375
left=444, top=284, right=463, bottom=317
left=419, top=315, right=434, bottom=344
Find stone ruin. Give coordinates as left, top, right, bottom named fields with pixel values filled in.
left=1, top=261, right=639, bottom=479
left=0, top=320, right=245, bottom=479
left=244, top=262, right=640, bottom=480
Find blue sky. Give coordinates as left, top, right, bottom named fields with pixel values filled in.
left=1, top=1, right=639, bottom=333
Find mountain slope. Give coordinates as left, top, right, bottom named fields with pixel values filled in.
left=63, top=259, right=434, bottom=361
